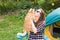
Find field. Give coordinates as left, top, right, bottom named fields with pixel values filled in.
left=0, top=11, right=25, bottom=40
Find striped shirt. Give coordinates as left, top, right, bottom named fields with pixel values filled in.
left=28, top=22, right=45, bottom=40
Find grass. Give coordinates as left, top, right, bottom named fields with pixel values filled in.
left=0, top=11, right=60, bottom=40
left=0, top=13, right=25, bottom=40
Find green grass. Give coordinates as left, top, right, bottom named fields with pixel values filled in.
left=0, top=14, right=25, bottom=40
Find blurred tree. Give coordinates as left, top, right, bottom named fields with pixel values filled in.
left=0, top=0, right=60, bottom=15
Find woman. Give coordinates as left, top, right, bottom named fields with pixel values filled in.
left=28, top=8, right=45, bottom=40
left=17, top=8, right=45, bottom=40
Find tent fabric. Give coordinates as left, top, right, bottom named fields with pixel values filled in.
left=46, top=8, right=60, bottom=26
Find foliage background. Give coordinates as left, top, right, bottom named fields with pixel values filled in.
left=0, top=0, right=60, bottom=40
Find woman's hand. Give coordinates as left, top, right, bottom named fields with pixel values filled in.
left=31, top=20, right=37, bottom=34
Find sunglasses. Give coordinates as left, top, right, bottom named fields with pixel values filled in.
left=36, top=9, right=41, bottom=13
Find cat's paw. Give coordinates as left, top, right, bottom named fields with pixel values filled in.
left=33, top=28, right=37, bottom=34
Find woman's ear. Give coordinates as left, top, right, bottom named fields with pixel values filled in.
left=39, top=8, right=44, bottom=12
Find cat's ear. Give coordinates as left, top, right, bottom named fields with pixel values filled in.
left=28, top=8, right=35, bottom=13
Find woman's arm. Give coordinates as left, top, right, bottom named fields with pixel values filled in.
left=31, top=20, right=37, bottom=34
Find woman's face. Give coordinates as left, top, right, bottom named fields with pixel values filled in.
left=34, top=9, right=41, bottom=22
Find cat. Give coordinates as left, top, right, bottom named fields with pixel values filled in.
left=24, top=8, right=37, bottom=34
